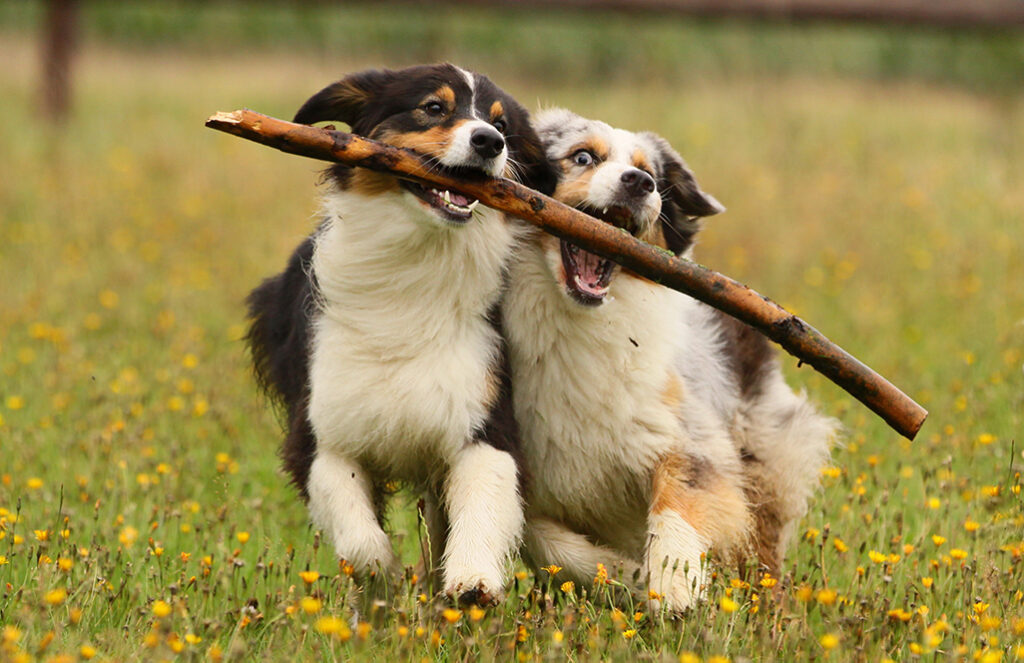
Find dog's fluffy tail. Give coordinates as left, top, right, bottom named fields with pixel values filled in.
left=246, top=235, right=319, bottom=498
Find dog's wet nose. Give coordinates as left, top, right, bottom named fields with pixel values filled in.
left=470, top=127, right=506, bottom=160
left=621, top=168, right=656, bottom=198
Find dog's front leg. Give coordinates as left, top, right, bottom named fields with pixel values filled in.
left=645, top=453, right=750, bottom=612
left=307, top=447, right=399, bottom=577
left=441, top=443, right=524, bottom=606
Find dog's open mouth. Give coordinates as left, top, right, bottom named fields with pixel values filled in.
left=400, top=180, right=480, bottom=223
left=561, top=205, right=636, bottom=306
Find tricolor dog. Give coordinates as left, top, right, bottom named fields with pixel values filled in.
left=504, top=108, right=836, bottom=611
left=246, top=64, right=556, bottom=605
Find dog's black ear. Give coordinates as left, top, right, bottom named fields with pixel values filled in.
left=293, top=69, right=394, bottom=133
left=505, top=114, right=559, bottom=197
left=646, top=133, right=725, bottom=255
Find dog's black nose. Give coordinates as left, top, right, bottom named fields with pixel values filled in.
left=621, top=168, right=656, bottom=198
left=470, top=127, right=505, bottom=160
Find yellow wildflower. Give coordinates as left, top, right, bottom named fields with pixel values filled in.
left=820, top=633, right=839, bottom=650
left=152, top=600, right=172, bottom=618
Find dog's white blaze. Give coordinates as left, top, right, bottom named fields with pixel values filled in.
left=307, top=447, right=397, bottom=572
left=442, top=444, right=524, bottom=600
left=645, top=511, right=708, bottom=611
left=456, top=66, right=478, bottom=118
left=308, top=189, right=513, bottom=480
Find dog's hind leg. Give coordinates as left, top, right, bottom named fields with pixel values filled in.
left=645, top=452, right=750, bottom=612
left=441, top=443, right=524, bottom=605
left=307, top=447, right=398, bottom=577
left=523, top=516, right=642, bottom=590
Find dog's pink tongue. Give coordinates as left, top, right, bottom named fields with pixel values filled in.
left=575, top=250, right=606, bottom=292
left=448, top=191, right=473, bottom=206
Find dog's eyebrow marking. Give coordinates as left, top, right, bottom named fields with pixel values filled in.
left=434, top=85, right=456, bottom=108
left=569, top=137, right=610, bottom=160
left=489, top=100, right=504, bottom=120
left=456, top=66, right=479, bottom=118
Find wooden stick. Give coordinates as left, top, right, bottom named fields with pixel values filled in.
left=206, top=109, right=928, bottom=440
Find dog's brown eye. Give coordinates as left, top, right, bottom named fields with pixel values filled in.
left=492, top=119, right=507, bottom=134
left=572, top=150, right=595, bottom=167
left=423, top=101, right=445, bottom=116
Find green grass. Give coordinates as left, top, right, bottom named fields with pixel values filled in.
left=1, top=20, right=1023, bottom=662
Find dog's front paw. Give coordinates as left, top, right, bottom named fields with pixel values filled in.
left=443, top=575, right=505, bottom=607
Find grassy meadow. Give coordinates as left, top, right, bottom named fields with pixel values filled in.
left=1, top=7, right=1023, bottom=662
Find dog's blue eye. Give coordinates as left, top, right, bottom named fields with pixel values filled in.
left=572, top=150, right=595, bottom=167
left=492, top=119, right=507, bottom=134
left=423, top=102, right=445, bottom=116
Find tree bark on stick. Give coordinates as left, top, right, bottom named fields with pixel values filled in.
left=206, top=109, right=928, bottom=440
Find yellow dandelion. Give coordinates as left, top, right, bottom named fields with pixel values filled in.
left=442, top=608, right=462, bottom=624
left=57, top=557, right=73, bottom=572
left=921, top=576, right=934, bottom=588
left=119, top=526, right=139, bottom=547
left=236, top=531, right=250, bottom=544
left=468, top=606, right=486, bottom=622
left=560, top=581, right=575, bottom=593
left=795, top=585, right=814, bottom=602
left=927, top=497, right=941, bottom=509
left=542, top=564, right=562, bottom=576
left=680, top=653, right=701, bottom=663
left=868, top=550, right=887, bottom=564
left=594, top=563, right=608, bottom=584
left=622, top=629, right=637, bottom=639
left=315, top=616, right=352, bottom=641
left=820, top=633, right=839, bottom=650
left=977, top=433, right=996, bottom=445
left=720, top=596, right=739, bottom=613
left=552, top=630, right=564, bottom=644
left=950, top=548, right=968, bottom=561
left=2, top=625, right=22, bottom=643
left=80, top=644, right=97, bottom=659
left=760, top=573, right=778, bottom=588
left=34, top=529, right=49, bottom=542
left=980, top=616, right=1002, bottom=632
left=152, top=600, right=172, bottom=618
left=974, top=601, right=990, bottom=615
left=964, top=519, right=980, bottom=533
left=886, top=608, right=912, bottom=622
left=300, top=597, right=322, bottom=614
left=816, top=589, right=837, bottom=606
left=833, top=538, right=849, bottom=553
left=821, top=466, right=841, bottom=479
left=299, top=570, right=320, bottom=585
left=27, top=477, right=43, bottom=490
left=43, top=588, right=67, bottom=606
left=805, top=527, right=820, bottom=541
left=931, top=534, right=946, bottom=546
left=981, top=485, right=1001, bottom=498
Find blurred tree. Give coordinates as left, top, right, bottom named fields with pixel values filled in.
left=41, top=0, right=79, bottom=121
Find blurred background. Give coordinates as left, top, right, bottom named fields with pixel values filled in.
left=0, top=0, right=1022, bottom=545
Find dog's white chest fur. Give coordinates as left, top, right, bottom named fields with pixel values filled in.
left=307, top=191, right=512, bottom=479
left=504, top=249, right=689, bottom=555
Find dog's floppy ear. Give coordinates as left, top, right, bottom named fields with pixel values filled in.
left=509, top=127, right=559, bottom=197
left=646, top=133, right=725, bottom=255
left=293, top=69, right=394, bottom=134
left=498, top=100, right=559, bottom=197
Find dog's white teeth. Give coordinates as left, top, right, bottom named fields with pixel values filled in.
left=467, top=200, right=479, bottom=212
left=443, top=190, right=451, bottom=204
left=602, top=207, right=608, bottom=215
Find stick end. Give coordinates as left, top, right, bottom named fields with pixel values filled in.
left=205, top=110, right=244, bottom=128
